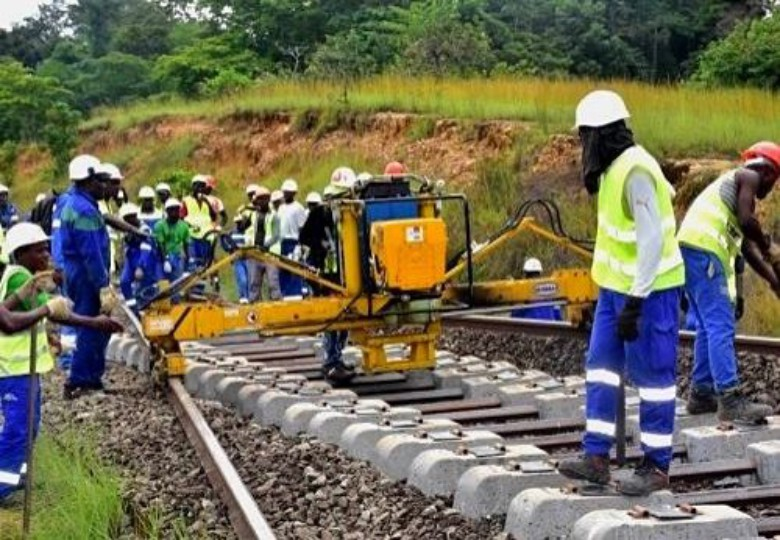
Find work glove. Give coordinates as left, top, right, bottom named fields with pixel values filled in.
left=163, top=260, right=173, bottom=275
left=45, top=296, right=73, bottom=319
left=292, top=245, right=303, bottom=261
left=617, top=296, right=643, bottom=342
left=134, top=268, right=144, bottom=281
left=99, top=286, right=119, bottom=315
left=735, top=296, right=745, bottom=321
left=14, top=271, right=57, bottom=303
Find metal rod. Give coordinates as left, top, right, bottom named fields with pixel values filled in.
left=168, top=379, right=275, bottom=539
left=22, top=324, right=38, bottom=537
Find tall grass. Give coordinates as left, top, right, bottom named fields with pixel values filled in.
left=88, top=76, right=780, bottom=157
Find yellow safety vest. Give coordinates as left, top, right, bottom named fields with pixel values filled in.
left=246, top=210, right=281, bottom=255
left=592, top=146, right=685, bottom=294
left=0, top=266, right=53, bottom=378
left=677, top=171, right=743, bottom=282
left=183, top=196, right=213, bottom=239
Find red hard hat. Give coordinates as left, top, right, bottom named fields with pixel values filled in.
left=742, top=141, right=780, bottom=171
left=384, top=161, right=406, bottom=176
left=205, top=175, right=217, bottom=189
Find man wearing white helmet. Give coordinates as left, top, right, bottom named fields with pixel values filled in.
left=0, top=222, right=123, bottom=497
left=54, top=154, right=121, bottom=398
left=181, top=175, right=217, bottom=280
left=155, top=182, right=172, bottom=207
left=0, top=184, right=19, bottom=231
left=557, top=91, right=684, bottom=496
left=510, top=258, right=562, bottom=321
left=137, top=186, right=163, bottom=230
left=237, top=184, right=260, bottom=228
left=305, top=191, right=322, bottom=214
left=154, top=198, right=190, bottom=285
left=277, top=178, right=307, bottom=297
left=246, top=187, right=281, bottom=301
left=270, top=190, right=283, bottom=211
left=118, top=204, right=159, bottom=312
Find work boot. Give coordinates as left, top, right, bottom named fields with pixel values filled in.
left=718, top=388, right=772, bottom=424
left=557, top=454, right=611, bottom=485
left=63, top=383, right=89, bottom=400
left=686, top=388, right=717, bottom=415
left=617, top=458, right=669, bottom=496
left=324, top=364, right=356, bottom=386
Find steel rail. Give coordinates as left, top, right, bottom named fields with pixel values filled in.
left=444, top=314, right=780, bottom=355
left=168, top=378, right=276, bottom=540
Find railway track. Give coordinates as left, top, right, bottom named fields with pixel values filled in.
left=114, top=309, right=780, bottom=539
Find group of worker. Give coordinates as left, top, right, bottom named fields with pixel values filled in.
left=556, top=90, right=780, bottom=497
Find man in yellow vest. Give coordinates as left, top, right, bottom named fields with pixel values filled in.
left=558, top=91, right=685, bottom=496
left=181, top=175, right=217, bottom=276
left=0, top=223, right=122, bottom=501
left=678, top=142, right=780, bottom=424
left=246, top=187, right=282, bottom=301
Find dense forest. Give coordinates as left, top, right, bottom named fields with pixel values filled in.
left=0, top=0, right=778, bottom=169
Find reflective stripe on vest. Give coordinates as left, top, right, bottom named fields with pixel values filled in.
left=591, top=146, right=685, bottom=294
left=677, top=172, right=743, bottom=279
left=183, top=196, right=213, bottom=239
left=0, top=266, right=53, bottom=378
left=265, top=212, right=281, bottom=255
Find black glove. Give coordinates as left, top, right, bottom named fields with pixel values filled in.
left=735, top=296, right=745, bottom=321
left=617, top=296, right=643, bottom=342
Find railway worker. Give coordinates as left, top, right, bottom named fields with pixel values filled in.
left=384, top=161, right=406, bottom=179
left=154, top=198, right=190, bottom=285
left=558, top=90, right=685, bottom=496
left=118, top=203, right=159, bottom=313
left=277, top=178, right=307, bottom=298
left=246, top=187, right=282, bottom=301
left=305, top=191, right=322, bottom=215
left=203, top=175, right=228, bottom=229
left=181, top=175, right=217, bottom=277
left=510, top=258, right=563, bottom=321
left=138, top=186, right=163, bottom=230
left=0, top=223, right=123, bottom=499
left=678, top=142, right=780, bottom=423
left=155, top=182, right=172, bottom=208
left=0, top=184, right=20, bottom=230
left=96, top=163, right=124, bottom=279
left=237, top=184, right=260, bottom=228
left=221, top=215, right=251, bottom=303
left=55, top=156, right=120, bottom=399
left=271, top=189, right=284, bottom=212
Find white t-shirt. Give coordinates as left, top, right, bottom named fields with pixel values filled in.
left=277, top=201, right=307, bottom=240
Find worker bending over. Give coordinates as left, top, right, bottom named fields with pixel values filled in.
left=221, top=215, right=251, bottom=303
left=0, top=223, right=122, bottom=500
left=678, top=142, right=780, bottom=423
left=56, top=155, right=120, bottom=399
left=510, top=258, right=563, bottom=321
left=558, top=91, right=685, bottom=495
left=118, top=203, right=159, bottom=312
left=154, top=199, right=190, bottom=285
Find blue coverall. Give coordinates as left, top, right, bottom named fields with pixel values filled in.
left=0, top=203, right=19, bottom=230
left=0, top=376, right=40, bottom=500
left=120, top=233, right=159, bottom=312
left=220, top=229, right=250, bottom=302
left=57, top=187, right=111, bottom=388
left=51, top=191, right=76, bottom=371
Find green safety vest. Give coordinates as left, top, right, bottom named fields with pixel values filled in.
left=592, top=146, right=685, bottom=294
left=0, top=265, right=53, bottom=378
left=183, top=196, right=213, bottom=239
left=677, top=171, right=743, bottom=282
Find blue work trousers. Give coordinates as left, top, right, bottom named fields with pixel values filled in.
left=188, top=239, right=211, bottom=295
left=234, top=259, right=250, bottom=302
left=583, top=287, right=680, bottom=471
left=322, top=331, right=349, bottom=370
left=66, top=270, right=110, bottom=388
left=511, top=305, right=562, bottom=321
left=681, top=247, right=739, bottom=394
left=0, top=375, right=41, bottom=500
left=280, top=239, right=303, bottom=297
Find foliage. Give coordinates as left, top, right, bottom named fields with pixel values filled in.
left=693, top=13, right=780, bottom=90
left=200, top=69, right=254, bottom=98
left=307, top=30, right=380, bottom=81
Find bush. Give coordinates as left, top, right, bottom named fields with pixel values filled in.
left=200, top=69, right=254, bottom=98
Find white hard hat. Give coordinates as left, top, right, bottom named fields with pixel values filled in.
left=165, top=198, right=182, bottom=210
left=35, top=193, right=46, bottom=204
left=155, top=182, right=171, bottom=193
left=139, top=186, right=155, bottom=199
left=99, top=163, right=123, bottom=180
left=356, top=172, right=372, bottom=182
left=281, top=178, right=298, bottom=192
left=191, top=174, right=208, bottom=185
left=253, top=186, right=271, bottom=198
left=271, top=190, right=284, bottom=202
left=245, top=183, right=260, bottom=195
left=118, top=203, right=140, bottom=219
left=523, top=257, right=543, bottom=274
left=575, top=90, right=630, bottom=128
left=0, top=184, right=8, bottom=194
left=69, top=154, right=101, bottom=181
left=306, top=192, right=322, bottom=204
left=330, top=167, right=356, bottom=189
left=233, top=214, right=244, bottom=223
left=323, top=185, right=338, bottom=199
left=4, top=223, right=48, bottom=256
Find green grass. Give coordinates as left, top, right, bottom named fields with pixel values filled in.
left=88, top=75, right=780, bottom=157
left=0, top=431, right=124, bottom=540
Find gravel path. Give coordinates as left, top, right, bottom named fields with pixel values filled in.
left=43, top=367, right=234, bottom=539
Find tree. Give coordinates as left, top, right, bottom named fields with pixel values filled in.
left=0, top=61, right=79, bottom=173
left=307, top=30, right=380, bottom=81
left=68, top=0, right=126, bottom=57
left=111, top=0, right=174, bottom=58
left=693, top=14, right=780, bottom=89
